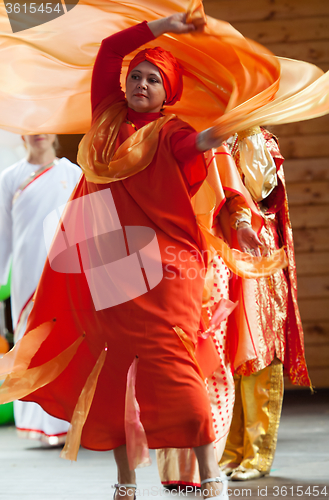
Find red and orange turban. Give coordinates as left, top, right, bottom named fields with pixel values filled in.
left=127, top=47, right=184, bottom=106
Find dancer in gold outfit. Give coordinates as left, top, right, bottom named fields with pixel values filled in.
left=156, top=144, right=268, bottom=489
left=220, top=127, right=311, bottom=481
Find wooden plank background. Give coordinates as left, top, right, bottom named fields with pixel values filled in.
left=203, top=0, right=329, bottom=388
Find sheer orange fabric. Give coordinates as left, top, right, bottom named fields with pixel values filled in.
left=0, top=335, right=84, bottom=404
left=0, top=320, right=55, bottom=379
left=78, top=99, right=175, bottom=183
left=1, top=0, right=328, bottom=136
left=0, top=0, right=279, bottom=134
left=124, top=358, right=152, bottom=470
left=60, top=345, right=107, bottom=461
left=192, top=149, right=287, bottom=280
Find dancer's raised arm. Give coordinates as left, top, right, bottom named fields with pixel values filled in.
left=91, top=14, right=197, bottom=115
left=150, top=15, right=225, bottom=152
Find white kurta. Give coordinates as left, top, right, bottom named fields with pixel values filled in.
left=0, top=157, right=81, bottom=443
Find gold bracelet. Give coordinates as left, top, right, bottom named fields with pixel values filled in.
left=238, top=126, right=261, bottom=140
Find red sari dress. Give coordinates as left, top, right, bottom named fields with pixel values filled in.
left=18, top=22, right=215, bottom=453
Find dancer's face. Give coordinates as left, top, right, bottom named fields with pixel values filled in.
left=126, top=61, right=166, bottom=113
left=22, top=134, right=57, bottom=153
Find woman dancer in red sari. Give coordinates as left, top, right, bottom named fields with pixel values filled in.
left=1, top=14, right=240, bottom=500
left=89, top=14, right=227, bottom=498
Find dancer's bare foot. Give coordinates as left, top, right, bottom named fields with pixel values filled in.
left=194, top=443, right=227, bottom=498
left=113, top=445, right=136, bottom=500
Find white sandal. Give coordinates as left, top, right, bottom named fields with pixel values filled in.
left=113, top=483, right=137, bottom=500
left=200, top=473, right=228, bottom=500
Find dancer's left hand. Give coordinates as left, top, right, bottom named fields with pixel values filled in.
left=237, top=223, right=263, bottom=257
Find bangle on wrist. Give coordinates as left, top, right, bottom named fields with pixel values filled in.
left=235, top=219, right=251, bottom=230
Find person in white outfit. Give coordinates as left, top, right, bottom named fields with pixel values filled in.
left=0, top=134, right=81, bottom=445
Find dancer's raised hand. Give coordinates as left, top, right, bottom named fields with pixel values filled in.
left=148, top=13, right=198, bottom=38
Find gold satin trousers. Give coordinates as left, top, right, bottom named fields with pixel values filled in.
left=220, top=360, right=283, bottom=474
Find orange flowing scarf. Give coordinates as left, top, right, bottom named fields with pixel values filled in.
left=0, top=0, right=328, bottom=135
left=0, top=0, right=278, bottom=134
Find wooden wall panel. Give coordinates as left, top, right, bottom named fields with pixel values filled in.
left=277, top=135, right=329, bottom=159
left=283, top=158, right=329, bottom=183
left=204, top=0, right=329, bottom=23
left=290, top=227, right=329, bottom=253
left=285, top=367, right=329, bottom=390
left=273, top=115, right=329, bottom=137
left=295, top=253, right=329, bottom=276
left=299, top=368, right=329, bottom=389
left=298, top=298, right=329, bottom=322
left=265, top=41, right=329, bottom=65
left=231, top=17, right=329, bottom=44
left=57, top=134, right=83, bottom=164
left=289, top=206, right=329, bottom=230
left=286, top=181, right=329, bottom=205
left=303, top=321, right=329, bottom=338
left=204, top=0, right=329, bottom=387
left=300, top=344, right=329, bottom=367
left=297, top=276, right=329, bottom=299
